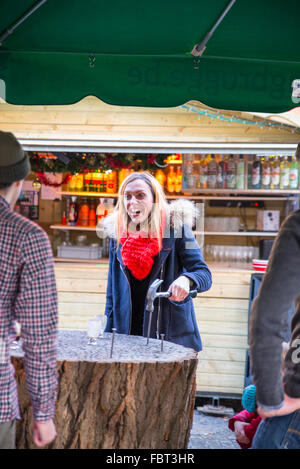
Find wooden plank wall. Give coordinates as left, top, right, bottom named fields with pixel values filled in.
left=55, top=263, right=251, bottom=396
left=195, top=270, right=251, bottom=396
left=0, top=97, right=299, bottom=143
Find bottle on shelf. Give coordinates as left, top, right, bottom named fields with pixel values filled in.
left=247, top=157, right=252, bottom=189
left=236, top=155, right=245, bottom=190
left=84, top=171, right=92, bottom=192
left=118, top=168, right=134, bottom=188
left=289, top=155, right=299, bottom=189
left=62, top=211, right=66, bottom=226
left=216, top=154, right=227, bottom=189
left=174, top=166, right=182, bottom=194
left=101, top=171, right=107, bottom=193
left=199, top=155, right=208, bottom=189
left=75, top=173, right=84, bottom=192
left=192, top=157, right=200, bottom=189
left=68, top=174, right=77, bottom=192
left=226, top=155, right=236, bottom=189
left=78, top=198, right=90, bottom=227
left=106, top=170, right=117, bottom=193
left=186, top=155, right=196, bottom=190
left=270, top=155, right=280, bottom=190
left=183, top=154, right=193, bottom=189
left=92, top=170, right=100, bottom=192
left=88, top=199, right=97, bottom=227
left=103, top=198, right=110, bottom=217
left=207, top=155, right=217, bottom=189
left=89, top=171, right=95, bottom=192
left=96, top=198, right=106, bottom=223
left=280, top=156, right=289, bottom=189
left=107, top=198, right=115, bottom=215
left=261, top=156, right=271, bottom=190
left=167, top=165, right=176, bottom=193
left=251, top=155, right=261, bottom=189
left=98, top=169, right=104, bottom=192
left=68, top=196, right=78, bottom=226
left=155, top=169, right=166, bottom=189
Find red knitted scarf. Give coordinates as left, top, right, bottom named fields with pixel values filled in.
left=120, top=232, right=161, bottom=280
left=120, top=212, right=165, bottom=280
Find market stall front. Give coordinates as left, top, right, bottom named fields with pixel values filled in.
left=2, top=97, right=300, bottom=398
left=1, top=0, right=300, bottom=452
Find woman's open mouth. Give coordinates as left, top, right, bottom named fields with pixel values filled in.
left=129, top=209, right=142, bottom=220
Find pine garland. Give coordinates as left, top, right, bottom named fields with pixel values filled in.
left=29, top=152, right=168, bottom=174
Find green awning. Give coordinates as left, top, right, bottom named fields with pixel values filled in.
left=0, top=0, right=299, bottom=112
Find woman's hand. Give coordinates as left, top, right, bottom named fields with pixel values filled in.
left=233, top=421, right=250, bottom=444
left=168, top=276, right=190, bottom=302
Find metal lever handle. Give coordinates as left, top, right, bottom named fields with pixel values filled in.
left=189, top=289, right=198, bottom=298
left=157, top=289, right=198, bottom=300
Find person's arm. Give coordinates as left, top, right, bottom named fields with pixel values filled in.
left=250, top=210, right=300, bottom=411
left=14, top=229, right=58, bottom=445
left=228, top=410, right=256, bottom=431
left=168, top=224, right=212, bottom=301
left=257, top=393, right=300, bottom=418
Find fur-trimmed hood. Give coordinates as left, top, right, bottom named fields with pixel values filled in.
left=99, top=198, right=200, bottom=239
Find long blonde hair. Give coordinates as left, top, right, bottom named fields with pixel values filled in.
left=115, top=171, right=167, bottom=249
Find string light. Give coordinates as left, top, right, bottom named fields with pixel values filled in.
left=180, top=104, right=300, bottom=134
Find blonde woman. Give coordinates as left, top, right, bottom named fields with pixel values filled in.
left=102, top=171, right=212, bottom=351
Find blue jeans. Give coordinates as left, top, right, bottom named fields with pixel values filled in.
left=252, top=410, right=300, bottom=449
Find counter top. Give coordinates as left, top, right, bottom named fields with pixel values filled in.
left=54, top=259, right=255, bottom=274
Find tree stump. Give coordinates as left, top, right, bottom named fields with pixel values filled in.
left=12, top=330, right=198, bottom=449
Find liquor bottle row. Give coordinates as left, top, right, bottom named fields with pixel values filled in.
left=67, top=166, right=184, bottom=196
left=67, top=170, right=118, bottom=193
left=155, top=166, right=183, bottom=194
left=14, top=190, right=39, bottom=221
left=66, top=197, right=114, bottom=227
left=182, top=154, right=299, bottom=191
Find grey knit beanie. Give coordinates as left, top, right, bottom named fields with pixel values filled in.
left=0, top=131, right=31, bottom=184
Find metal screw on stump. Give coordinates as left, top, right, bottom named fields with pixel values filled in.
left=160, top=334, right=165, bottom=352
left=110, top=328, right=117, bottom=358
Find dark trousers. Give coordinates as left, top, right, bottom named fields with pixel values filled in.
left=0, top=420, right=16, bottom=449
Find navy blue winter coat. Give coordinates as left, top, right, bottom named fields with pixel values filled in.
left=104, top=206, right=212, bottom=351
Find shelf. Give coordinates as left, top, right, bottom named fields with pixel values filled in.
left=61, top=191, right=118, bottom=197
left=60, top=190, right=299, bottom=201
left=61, top=191, right=185, bottom=199
left=50, top=224, right=99, bottom=231
left=173, top=195, right=291, bottom=201
left=54, top=257, right=108, bottom=264
left=182, top=188, right=300, bottom=196
left=51, top=225, right=277, bottom=237
left=202, top=231, right=278, bottom=237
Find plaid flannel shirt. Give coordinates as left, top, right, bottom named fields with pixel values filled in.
left=0, top=194, right=58, bottom=423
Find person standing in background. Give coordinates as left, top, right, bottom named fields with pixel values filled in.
left=0, top=131, right=58, bottom=448
left=249, top=145, right=300, bottom=449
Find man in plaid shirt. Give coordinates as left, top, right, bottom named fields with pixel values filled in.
left=0, top=131, right=58, bottom=448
